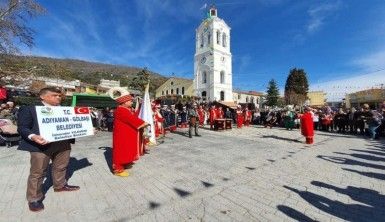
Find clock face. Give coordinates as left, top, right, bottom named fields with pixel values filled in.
left=200, top=56, right=206, bottom=64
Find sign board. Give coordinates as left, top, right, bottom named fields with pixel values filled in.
left=36, top=106, right=94, bottom=142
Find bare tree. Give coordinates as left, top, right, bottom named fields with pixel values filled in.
left=0, top=0, right=45, bottom=54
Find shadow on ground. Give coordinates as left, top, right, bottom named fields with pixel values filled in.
left=262, top=135, right=302, bottom=143
left=278, top=137, right=385, bottom=221
left=280, top=181, right=385, bottom=222
left=277, top=205, right=317, bottom=222
left=43, top=157, right=92, bottom=194
left=99, top=146, right=113, bottom=172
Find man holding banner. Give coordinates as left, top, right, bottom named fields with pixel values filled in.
left=17, top=87, right=82, bottom=212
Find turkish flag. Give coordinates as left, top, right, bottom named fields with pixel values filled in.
left=74, top=107, right=90, bottom=114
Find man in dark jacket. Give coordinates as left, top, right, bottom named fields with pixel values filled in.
left=17, top=87, right=79, bottom=212
left=187, top=103, right=201, bottom=138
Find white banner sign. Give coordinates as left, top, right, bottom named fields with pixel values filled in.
left=36, top=106, right=94, bottom=142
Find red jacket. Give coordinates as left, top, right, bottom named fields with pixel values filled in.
left=113, top=106, right=145, bottom=165
left=301, top=112, right=314, bottom=137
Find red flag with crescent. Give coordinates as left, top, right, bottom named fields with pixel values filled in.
left=74, top=107, right=90, bottom=114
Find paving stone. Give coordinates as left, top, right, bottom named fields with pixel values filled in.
left=0, top=126, right=383, bottom=221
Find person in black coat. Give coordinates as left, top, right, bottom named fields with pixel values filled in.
left=17, top=87, right=79, bottom=212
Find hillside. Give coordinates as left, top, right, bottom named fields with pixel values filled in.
left=0, top=54, right=168, bottom=92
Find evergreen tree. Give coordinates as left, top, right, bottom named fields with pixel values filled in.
left=284, top=68, right=309, bottom=105
left=129, top=67, right=150, bottom=92
left=266, top=79, right=280, bottom=107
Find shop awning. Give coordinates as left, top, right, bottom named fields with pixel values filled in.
left=216, top=101, right=238, bottom=109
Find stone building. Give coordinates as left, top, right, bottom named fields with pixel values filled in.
left=307, top=91, right=327, bottom=106
left=155, top=77, right=194, bottom=98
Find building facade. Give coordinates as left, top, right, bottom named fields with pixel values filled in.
left=193, top=6, right=232, bottom=102
left=345, top=88, right=385, bottom=109
left=307, top=91, right=327, bottom=106
left=233, top=90, right=263, bottom=108
left=99, top=79, right=120, bottom=89
left=155, top=77, right=194, bottom=98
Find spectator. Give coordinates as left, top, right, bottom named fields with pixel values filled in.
left=105, top=109, right=114, bottom=132
left=0, top=86, right=7, bottom=103
left=367, top=110, right=382, bottom=140
left=253, top=109, right=261, bottom=125
left=0, top=103, right=12, bottom=119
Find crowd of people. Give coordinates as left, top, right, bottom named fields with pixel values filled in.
left=80, top=101, right=385, bottom=143
left=256, top=103, right=385, bottom=140
left=0, top=99, right=21, bottom=146
left=1, top=85, right=384, bottom=212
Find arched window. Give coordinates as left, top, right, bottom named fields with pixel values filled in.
left=222, top=33, right=227, bottom=47
left=202, top=91, right=207, bottom=101
left=246, top=96, right=249, bottom=103
left=176, top=88, right=179, bottom=95
left=220, top=91, right=225, bottom=101
left=162, top=91, right=164, bottom=95
left=182, top=87, right=185, bottom=95
left=220, top=71, right=225, bottom=84
left=200, top=33, right=204, bottom=48
left=202, top=71, right=207, bottom=84
left=251, top=97, right=254, bottom=103
left=256, top=98, right=259, bottom=104
left=166, top=90, right=168, bottom=95
left=207, top=32, right=211, bottom=45
left=171, top=89, right=174, bottom=94
left=216, top=31, right=220, bottom=44
left=238, top=94, right=241, bottom=99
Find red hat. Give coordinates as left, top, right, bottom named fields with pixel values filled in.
left=115, top=94, right=133, bottom=104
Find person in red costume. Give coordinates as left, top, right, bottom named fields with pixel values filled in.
left=197, top=105, right=205, bottom=127
left=301, top=107, right=314, bottom=144
left=153, top=104, right=164, bottom=138
left=112, top=94, right=148, bottom=177
left=216, top=106, right=224, bottom=119
left=209, top=105, right=217, bottom=130
left=236, top=105, right=244, bottom=128
left=244, top=107, right=252, bottom=127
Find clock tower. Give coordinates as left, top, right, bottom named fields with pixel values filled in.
left=193, top=6, right=232, bottom=102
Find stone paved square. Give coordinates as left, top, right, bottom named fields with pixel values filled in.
left=0, top=126, right=384, bottom=222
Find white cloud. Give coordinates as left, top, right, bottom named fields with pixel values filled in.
left=307, top=1, right=341, bottom=33
left=310, top=69, right=385, bottom=101
left=353, top=50, right=385, bottom=71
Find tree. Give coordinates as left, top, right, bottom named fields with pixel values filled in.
left=284, top=68, right=309, bottom=106
left=129, top=67, right=150, bottom=92
left=0, top=0, right=45, bottom=54
left=266, top=79, right=280, bottom=107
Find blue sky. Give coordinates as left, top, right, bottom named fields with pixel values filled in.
left=25, top=0, right=385, bottom=100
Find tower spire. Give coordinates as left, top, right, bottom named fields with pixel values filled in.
left=209, top=5, right=217, bottom=17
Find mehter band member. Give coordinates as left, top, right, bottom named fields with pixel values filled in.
left=112, top=94, right=148, bottom=177
left=301, top=107, right=315, bottom=144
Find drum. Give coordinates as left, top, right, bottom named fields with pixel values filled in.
left=189, top=116, right=197, bottom=125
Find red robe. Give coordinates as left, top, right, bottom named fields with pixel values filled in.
left=216, top=109, right=224, bottom=119
left=154, top=110, right=164, bottom=138
left=244, top=110, right=252, bottom=126
left=197, top=108, right=205, bottom=126
left=112, top=106, right=145, bottom=172
left=301, top=112, right=314, bottom=144
left=209, top=108, right=217, bottom=129
left=236, top=110, right=244, bottom=128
